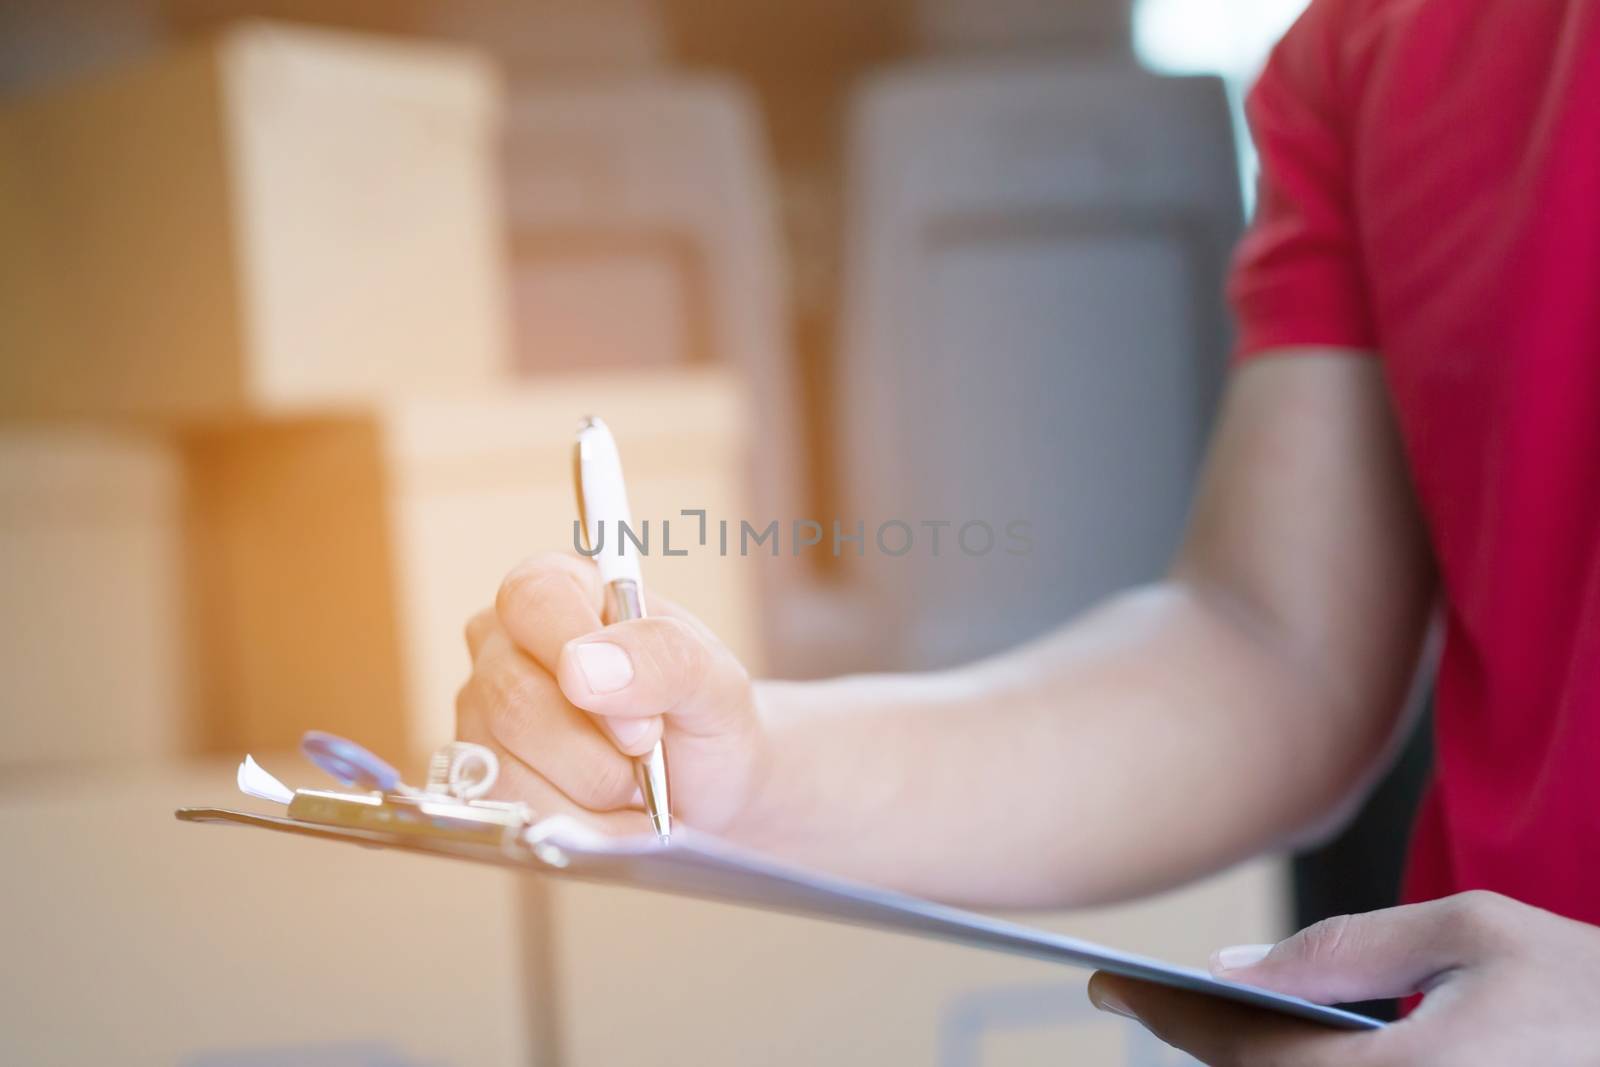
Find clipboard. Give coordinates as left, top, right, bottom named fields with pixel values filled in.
left=176, top=805, right=1382, bottom=1032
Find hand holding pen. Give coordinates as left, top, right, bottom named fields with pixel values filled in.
left=453, top=421, right=769, bottom=841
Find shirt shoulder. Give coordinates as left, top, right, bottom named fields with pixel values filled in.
left=1255, top=0, right=1414, bottom=121
left=1228, top=0, right=1382, bottom=357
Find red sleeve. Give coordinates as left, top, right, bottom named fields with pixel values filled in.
left=1228, top=0, right=1376, bottom=360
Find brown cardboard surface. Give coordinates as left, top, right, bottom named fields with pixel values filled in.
left=0, top=756, right=541, bottom=1066
left=0, top=427, right=190, bottom=769
left=184, top=369, right=761, bottom=764
left=0, top=21, right=508, bottom=419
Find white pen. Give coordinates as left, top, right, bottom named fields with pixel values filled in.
left=573, top=416, right=672, bottom=842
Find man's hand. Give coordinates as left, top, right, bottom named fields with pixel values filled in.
left=1088, top=891, right=1600, bottom=1065
left=455, top=553, right=770, bottom=836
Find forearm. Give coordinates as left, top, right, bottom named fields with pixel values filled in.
left=467, top=357, right=1432, bottom=908
left=729, top=580, right=1410, bottom=909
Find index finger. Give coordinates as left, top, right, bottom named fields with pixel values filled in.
left=496, top=553, right=607, bottom=672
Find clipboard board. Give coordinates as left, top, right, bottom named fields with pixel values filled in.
left=176, top=805, right=1382, bottom=1033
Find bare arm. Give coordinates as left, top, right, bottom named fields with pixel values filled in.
left=458, top=351, right=1434, bottom=909
left=730, top=353, right=1435, bottom=905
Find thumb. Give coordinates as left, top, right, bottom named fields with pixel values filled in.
left=557, top=615, right=752, bottom=741
left=1210, top=891, right=1516, bottom=1005
left=558, top=613, right=763, bottom=835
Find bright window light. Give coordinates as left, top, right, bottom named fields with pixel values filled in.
left=1132, top=0, right=1314, bottom=211
left=1134, top=0, right=1312, bottom=81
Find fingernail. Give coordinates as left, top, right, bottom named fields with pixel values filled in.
left=574, top=642, right=633, bottom=694
left=1211, top=943, right=1275, bottom=973
left=1089, top=986, right=1139, bottom=1022
left=608, top=716, right=652, bottom=749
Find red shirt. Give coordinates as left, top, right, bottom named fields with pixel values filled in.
left=1231, top=0, right=1600, bottom=923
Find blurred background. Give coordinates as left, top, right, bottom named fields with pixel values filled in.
left=0, top=0, right=1429, bottom=1063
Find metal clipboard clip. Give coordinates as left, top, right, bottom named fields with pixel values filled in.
left=237, top=732, right=569, bottom=863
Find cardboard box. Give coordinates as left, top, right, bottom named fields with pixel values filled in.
left=185, top=369, right=761, bottom=763
left=505, top=78, right=813, bottom=671
left=0, top=427, right=189, bottom=769
left=0, top=21, right=509, bottom=419
left=550, top=857, right=1285, bottom=1066
left=0, top=757, right=546, bottom=1066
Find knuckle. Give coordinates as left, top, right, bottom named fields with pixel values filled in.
left=497, top=559, right=577, bottom=620
left=576, top=756, right=635, bottom=809
left=482, top=663, right=543, bottom=747
left=1453, top=888, right=1512, bottom=914
left=1294, top=912, right=1356, bottom=967
left=1445, top=890, right=1518, bottom=944
left=640, top=617, right=712, bottom=700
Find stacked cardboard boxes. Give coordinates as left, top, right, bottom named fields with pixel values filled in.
left=0, top=18, right=1287, bottom=1067
left=0, top=20, right=508, bottom=419
left=184, top=372, right=759, bottom=760
left=0, top=19, right=517, bottom=759
left=0, top=20, right=759, bottom=760
left=0, top=23, right=771, bottom=1061
left=0, top=22, right=755, bottom=1064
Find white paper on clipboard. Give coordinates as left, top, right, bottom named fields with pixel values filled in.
left=176, top=805, right=1382, bottom=1033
